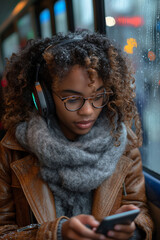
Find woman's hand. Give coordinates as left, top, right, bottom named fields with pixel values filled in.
left=62, top=214, right=107, bottom=240
left=105, top=204, right=139, bottom=240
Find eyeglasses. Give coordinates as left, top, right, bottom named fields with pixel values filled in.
left=53, top=89, right=113, bottom=112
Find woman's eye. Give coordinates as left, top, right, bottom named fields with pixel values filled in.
left=94, top=94, right=103, bottom=101
left=67, top=97, right=80, bottom=104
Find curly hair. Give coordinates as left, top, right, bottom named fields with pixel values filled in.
left=2, top=30, right=142, bottom=146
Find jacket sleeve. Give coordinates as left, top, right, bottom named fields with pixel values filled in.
left=0, top=143, right=69, bottom=240
left=122, top=145, right=154, bottom=240
left=0, top=217, right=68, bottom=240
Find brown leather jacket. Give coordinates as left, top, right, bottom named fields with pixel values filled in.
left=0, top=127, right=153, bottom=240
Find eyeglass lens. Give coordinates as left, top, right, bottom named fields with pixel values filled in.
left=65, top=92, right=108, bottom=111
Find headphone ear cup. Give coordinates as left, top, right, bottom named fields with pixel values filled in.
left=32, top=81, right=55, bottom=118
left=40, top=81, right=55, bottom=115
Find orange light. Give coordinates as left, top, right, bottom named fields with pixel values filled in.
left=115, top=16, right=144, bottom=27
left=148, top=51, right=156, bottom=61
left=124, top=38, right=137, bottom=54
left=12, top=0, right=28, bottom=16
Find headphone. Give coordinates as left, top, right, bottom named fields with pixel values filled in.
left=32, top=63, right=55, bottom=118
left=32, top=37, right=83, bottom=119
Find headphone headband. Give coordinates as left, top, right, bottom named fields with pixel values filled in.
left=44, top=37, right=83, bottom=53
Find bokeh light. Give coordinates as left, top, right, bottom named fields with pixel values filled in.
left=124, top=38, right=137, bottom=54
left=148, top=51, right=156, bottom=61
left=105, top=16, right=116, bottom=27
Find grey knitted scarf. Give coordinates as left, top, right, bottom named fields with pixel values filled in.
left=16, top=113, right=127, bottom=217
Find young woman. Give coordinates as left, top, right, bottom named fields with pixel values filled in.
left=0, top=31, right=153, bottom=240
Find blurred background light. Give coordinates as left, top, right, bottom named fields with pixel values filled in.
left=105, top=16, right=116, bottom=27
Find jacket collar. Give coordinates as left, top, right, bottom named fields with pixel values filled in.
left=11, top=154, right=133, bottom=223
left=11, top=156, right=57, bottom=223
left=1, top=128, right=26, bottom=151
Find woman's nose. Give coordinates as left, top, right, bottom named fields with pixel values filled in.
left=77, top=100, right=94, bottom=116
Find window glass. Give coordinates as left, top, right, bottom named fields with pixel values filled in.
left=54, top=0, right=68, bottom=33
left=104, top=0, right=160, bottom=174
left=40, top=9, right=52, bottom=38
left=2, top=32, right=19, bottom=61
left=72, top=0, right=94, bottom=31
left=17, top=13, right=35, bottom=48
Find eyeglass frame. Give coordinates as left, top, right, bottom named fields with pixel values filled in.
left=53, top=88, right=113, bottom=112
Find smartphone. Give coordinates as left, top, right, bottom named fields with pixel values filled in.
left=96, top=209, right=140, bottom=235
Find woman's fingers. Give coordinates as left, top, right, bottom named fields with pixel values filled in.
left=62, top=213, right=136, bottom=240
left=114, top=221, right=136, bottom=233
left=106, top=222, right=136, bottom=240
left=76, top=214, right=100, bottom=228
left=115, top=204, right=139, bottom=214
left=62, top=214, right=107, bottom=240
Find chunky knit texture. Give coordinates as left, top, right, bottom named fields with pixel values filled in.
left=16, top=112, right=127, bottom=217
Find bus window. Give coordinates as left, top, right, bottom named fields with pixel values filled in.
left=104, top=0, right=160, bottom=175
left=39, top=8, right=52, bottom=38
left=2, top=32, right=19, bottom=62
left=17, top=13, right=35, bottom=48
left=72, top=0, right=94, bottom=31
left=54, top=0, right=68, bottom=33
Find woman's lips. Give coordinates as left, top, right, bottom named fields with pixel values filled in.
left=74, top=120, right=94, bottom=129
